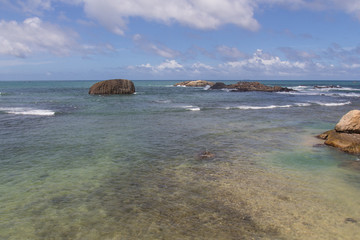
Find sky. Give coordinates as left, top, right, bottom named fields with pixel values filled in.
left=1, top=0, right=360, bottom=80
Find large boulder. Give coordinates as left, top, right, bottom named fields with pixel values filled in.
left=209, top=81, right=293, bottom=92
left=174, top=80, right=215, bottom=87
left=335, top=110, right=360, bottom=133
left=318, top=110, right=360, bottom=154
left=89, top=79, right=135, bottom=95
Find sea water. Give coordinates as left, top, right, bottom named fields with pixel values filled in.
left=1, top=80, right=360, bottom=239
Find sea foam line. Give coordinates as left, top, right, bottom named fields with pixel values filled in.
left=224, top=101, right=351, bottom=110
left=313, top=101, right=351, bottom=106
left=225, top=105, right=292, bottom=110
left=0, top=107, right=55, bottom=116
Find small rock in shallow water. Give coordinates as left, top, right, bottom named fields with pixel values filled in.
left=198, top=151, right=215, bottom=160
left=345, top=218, right=357, bottom=223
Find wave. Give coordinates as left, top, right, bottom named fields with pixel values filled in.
left=224, top=101, right=351, bottom=110
left=203, top=85, right=211, bottom=90
left=182, top=105, right=201, bottom=111
left=294, top=103, right=312, bottom=107
left=226, top=105, right=292, bottom=110
left=0, top=107, right=55, bottom=116
left=284, top=85, right=360, bottom=97
left=313, top=101, right=351, bottom=107
left=154, top=99, right=172, bottom=104
left=280, top=90, right=360, bottom=98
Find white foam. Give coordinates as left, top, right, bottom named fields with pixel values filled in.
left=0, top=107, right=55, bottom=116
left=314, top=101, right=351, bottom=106
left=182, top=105, right=201, bottom=111
left=203, top=85, right=211, bottom=90
left=330, top=87, right=360, bottom=91
left=230, top=105, right=292, bottom=110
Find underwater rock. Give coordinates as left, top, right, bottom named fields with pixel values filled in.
left=345, top=218, right=357, bottom=223
left=318, top=110, right=360, bottom=154
left=209, top=81, right=293, bottom=92
left=198, top=151, right=215, bottom=160
left=89, top=79, right=135, bottom=95
left=174, top=80, right=215, bottom=87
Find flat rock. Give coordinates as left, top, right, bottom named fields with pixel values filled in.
left=320, top=130, right=360, bottom=154
left=210, top=81, right=293, bottom=92
left=174, top=80, right=215, bottom=87
left=89, top=79, right=135, bottom=95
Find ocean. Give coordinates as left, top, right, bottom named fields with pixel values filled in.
left=1, top=80, right=360, bottom=239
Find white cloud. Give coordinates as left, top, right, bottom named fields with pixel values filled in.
left=222, top=49, right=308, bottom=75
left=0, top=17, right=115, bottom=58
left=81, top=0, right=260, bottom=35
left=157, top=60, right=183, bottom=70
left=217, top=45, right=248, bottom=60
left=0, top=17, right=78, bottom=57
left=77, top=0, right=360, bottom=35
left=132, top=34, right=180, bottom=58
left=279, top=47, right=319, bottom=61
left=3, top=0, right=360, bottom=36
left=131, top=59, right=183, bottom=73
left=192, top=62, right=214, bottom=70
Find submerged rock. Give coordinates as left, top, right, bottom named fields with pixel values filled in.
left=174, top=80, right=215, bottom=87
left=89, top=79, right=135, bottom=95
left=318, top=110, right=360, bottom=154
left=198, top=151, right=215, bottom=160
left=209, top=81, right=293, bottom=92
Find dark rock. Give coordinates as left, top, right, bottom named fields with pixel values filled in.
left=209, top=81, right=293, bottom=92
left=210, top=82, right=228, bottom=89
left=345, top=218, right=357, bottom=223
left=89, top=79, right=135, bottom=95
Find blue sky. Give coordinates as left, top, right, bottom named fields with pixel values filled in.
left=1, top=0, right=360, bottom=80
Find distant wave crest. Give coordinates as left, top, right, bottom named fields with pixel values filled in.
left=0, top=107, right=55, bottom=116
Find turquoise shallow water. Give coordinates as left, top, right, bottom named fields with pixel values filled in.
left=1, top=80, right=360, bottom=239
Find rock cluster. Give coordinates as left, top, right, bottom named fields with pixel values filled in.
left=89, top=79, right=135, bottom=95
left=174, top=80, right=215, bottom=87
left=210, top=81, right=293, bottom=92
left=318, top=110, right=360, bottom=154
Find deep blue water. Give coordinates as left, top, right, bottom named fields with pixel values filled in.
left=1, top=80, right=360, bottom=239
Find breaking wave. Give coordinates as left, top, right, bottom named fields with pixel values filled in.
left=0, top=107, right=55, bottom=116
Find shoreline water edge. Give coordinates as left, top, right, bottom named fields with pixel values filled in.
left=1, top=80, right=360, bottom=239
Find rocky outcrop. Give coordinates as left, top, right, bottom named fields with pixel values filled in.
left=89, top=79, right=135, bottom=95
left=335, top=110, right=360, bottom=133
left=210, top=82, right=228, bottom=89
left=209, top=81, right=293, bottom=92
left=318, top=110, right=360, bottom=154
left=174, top=80, right=215, bottom=87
